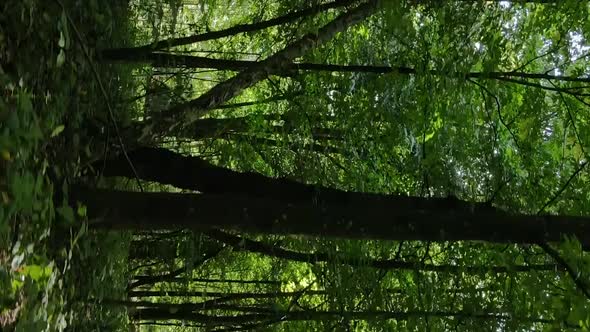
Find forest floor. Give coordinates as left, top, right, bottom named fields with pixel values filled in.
left=1, top=0, right=134, bottom=330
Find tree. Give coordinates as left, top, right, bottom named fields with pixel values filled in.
left=139, top=0, right=383, bottom=137
left=74, top=182, right=590, bottom=246
left=79, top=0, right=590, bottom=330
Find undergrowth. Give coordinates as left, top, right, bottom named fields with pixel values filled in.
left=1, top=0, right=136, bottom=330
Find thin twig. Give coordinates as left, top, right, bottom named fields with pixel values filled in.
left=537, top=160, right=588, bottom=214
left=495, top=76, right=590, bottom=97
left=548, top=80, right=587, bottom=158
left=510, top=44, right=564, bottom=73
left=537, top=242, right=590, bottom=301
left=468, top=78, right=521, bottom=150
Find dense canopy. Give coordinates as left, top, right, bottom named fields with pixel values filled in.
left=2, top=0, right=590, bottom=331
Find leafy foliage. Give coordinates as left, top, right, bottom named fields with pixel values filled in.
left=5, top=0, right=590, bottom=330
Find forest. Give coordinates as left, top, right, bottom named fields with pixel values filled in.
left=1, top=0, right=590, bottom=331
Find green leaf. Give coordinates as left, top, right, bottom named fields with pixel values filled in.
left=21, top=264, right=52, bottom=281
left=50, top=125, right=65, bottom=137
left=58, top=10, right=70, bottom=49
left=56, top=49, right=66, bottom=67
left=6, top=111, right=19, bottom=131
left=58, top=31, right=65, bottom=48
left=56, top=205, right=75, bottom=224
left=76, top=204, right=87, bottom=217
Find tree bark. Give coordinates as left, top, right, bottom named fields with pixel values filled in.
left=105, top=52, right=590, bottom=84
left=128, top=290, right=326, bottom=299
left=95, top=147, right=491, bottom=213
left=129, top=276, right=281, bottom=285
left=73, top=185, right=590, bottom=246
left=131, top=307, right=559, bottom=325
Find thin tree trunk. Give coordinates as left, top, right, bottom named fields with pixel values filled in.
left=128, top=290, right=326, bottom=299
left=144, top=0, right=382, bottom=136
left=205, top=229, right=560, bottom=274
left=222, top=135, right=342, bottom=155
left=106, top=53, right=590, bottom=84
left=127, top=93, right=295, bottom=111
left=100, top=0, right=356, bottom=58
left=212, top=94, right=296, bottom=110
left=181, top=114, right=342, bottom=141
left=136, top=321, right=204, bottom=328
left=103, top=299, right=277, bottom=314
left=131, top=307, right=563, bottom=326
left=130, top=276, right=281, bottom=286
left=127, top=246, right=222, bottom=290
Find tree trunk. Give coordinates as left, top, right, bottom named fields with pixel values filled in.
left=73, top=186, right=590, bottom=246
left=100, top=0, right=356, bottom=58
left=180, top=114, right=342, bottom=141
left=205, top=229, right=560, bottom=273
left=129, top=239, right=177, bottom=260
left=143, top=0, right=382, bottom=136
left=93, top=146, right=493, bottom=214
left=103, top=52, right=590, bottom=84
left=127, top=246, right=222, bottom=290
left=128, top=290, right=326, bottom=299
left=131, top=307, right=559, bottom=326
left=129, top=276, right=281, bottom=285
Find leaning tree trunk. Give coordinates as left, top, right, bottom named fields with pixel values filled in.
left=143, top=0, right=382, bottom=136
left=100, top=0, right=357, bottom=59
